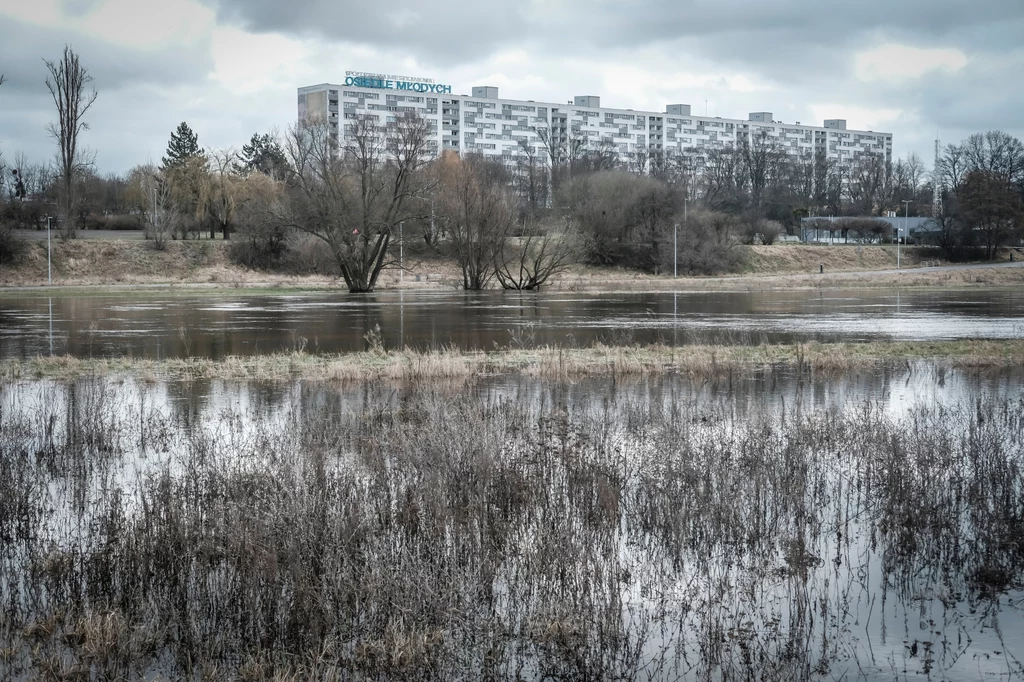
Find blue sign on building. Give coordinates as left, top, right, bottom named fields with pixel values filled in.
left=344, top=76, right=452, bottom=94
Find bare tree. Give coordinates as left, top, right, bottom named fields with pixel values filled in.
left=629, top=146, right=650, bottom=176
left=207, top=149, right=238, bottom=239
left=848, top=155, right=886, bottom=215
left=279, top=112, right=431, bottom=292
left=904, top=152, right=926, bottom=193
left=44, top=45, right=97, bottom=240
left=962, top=131, right=1024, bottom=185
left=700, top=145, right=744, bottom=212
left=738, top=129, right=786, bottom=215
left=534, top=122, right=568, bottom=196
left=959, top=169, right=1024, bottom=260
left=435, top=152, right=516, bottom=290
left=937, top=142, right=969, bottom=197
left=514, top=140, right=549, bottom=216
left=128, top=165, right=179, bottom=250
left=495, top=218, right=581, bottom=290
left=232, top=172, right=290, bottom=269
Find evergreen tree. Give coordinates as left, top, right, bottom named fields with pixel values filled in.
left=234, top=133, right=289, bottom=178
left=161, top=122, right=204, bottom=170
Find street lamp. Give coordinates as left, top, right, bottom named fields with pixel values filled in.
left=46, top=215, right=53, bottom=285
left=900, top=200, right=912, bottom=269
left=674, top=197, right=688, bottom=279
left=673, top=223, right=678, bottom=278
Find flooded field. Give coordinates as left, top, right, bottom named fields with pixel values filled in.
left=1, top=366, right=1022, bottom=680
left=2, top=288, right=1024, bottom=359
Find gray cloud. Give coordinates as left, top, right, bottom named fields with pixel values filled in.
left=204, top=0, right=1024, bottom=67
left=0, top=13, right=215, bottom=172
left=3, top=0, right=1023, bottom=174
left=0, top=16, right=212, bottom=95
left=203, top=0, right=529, bottom=65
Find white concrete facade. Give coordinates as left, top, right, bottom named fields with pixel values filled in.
left=297, top=81, right=893, bottom=168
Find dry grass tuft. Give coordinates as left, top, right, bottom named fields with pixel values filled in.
left=4, top=339, right=1023, bottom=383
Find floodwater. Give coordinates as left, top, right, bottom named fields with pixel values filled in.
left=2, top=367, right=1023, bottom=679
left=2, top=288, right=1023, bottom=359
left=0, top=366, right=1019, bottom=675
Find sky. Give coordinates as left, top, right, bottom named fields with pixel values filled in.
left=1, top=0, right=1022, bottom=175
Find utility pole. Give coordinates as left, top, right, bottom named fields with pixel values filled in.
left=399, top=221, right=404, bottom=285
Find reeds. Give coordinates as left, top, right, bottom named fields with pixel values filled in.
left=0, top=374, right=1022, bottom=679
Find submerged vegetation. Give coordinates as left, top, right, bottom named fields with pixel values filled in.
left=0, top=376, right=1022, bottom=679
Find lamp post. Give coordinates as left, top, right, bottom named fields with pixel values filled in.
left=674, top=198, right=688, bottom=279
left=673, top=223, right=678, bottom=278
left=399, top=221, right=404, bottom=285
left=900, top=200, right=911, bottom=269
left=46, top=216, right=52, bottom=285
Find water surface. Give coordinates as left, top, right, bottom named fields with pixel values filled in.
left=2, top=288, right=1023, bottom=359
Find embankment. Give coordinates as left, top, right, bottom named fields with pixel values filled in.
left=1, top=238, right=1020, bottom=291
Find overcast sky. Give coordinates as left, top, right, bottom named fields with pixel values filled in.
left=1, top=0, right=1022, bottom=175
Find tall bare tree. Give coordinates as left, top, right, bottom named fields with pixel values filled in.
left=280, top=112, right=431, bottom=292
left=0, top=73, right=6, bottom=180
left=45, top=45, right=97, bottom=240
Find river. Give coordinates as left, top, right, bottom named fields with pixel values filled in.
left=2, top=287, right=1023, bottom=358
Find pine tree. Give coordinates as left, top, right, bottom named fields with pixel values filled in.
left=234, top=133, right=289, bottom=178
left=161, top=122, right=204, bottom=171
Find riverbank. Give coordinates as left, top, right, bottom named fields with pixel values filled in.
left=3, top=238, right=1021, bottom=293
left=5, top=339, right=1023, bottom=382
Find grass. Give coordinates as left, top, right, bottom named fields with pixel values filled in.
left=0, top=375, right=1021, bottom=679
left=3, top=339, right=1024, bottom=383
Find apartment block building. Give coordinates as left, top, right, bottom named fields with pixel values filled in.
left=298, top=73, right=892, bottom=168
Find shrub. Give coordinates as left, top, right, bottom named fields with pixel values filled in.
left=98, top=214, right=144, bottom=230
left=0, top=223, right=27, bottom=265
left=662, top=210, right=748, bottom=275
left=228, top=228, right=288, bottom=270
left=740, top=217, right=783, bottom=245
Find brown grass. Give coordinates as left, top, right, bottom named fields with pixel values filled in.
left=4, top=339, right=1023, bottom=383
left=743, top=243, right=924, bottom=273
left=2, top=238, right=1021, bottom=293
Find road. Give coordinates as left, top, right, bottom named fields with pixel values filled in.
left=11, top=229, right=229, bottom=241
left=12, top=229, right=147, bottom=241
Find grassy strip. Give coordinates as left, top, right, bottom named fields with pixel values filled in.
left=4, top=339, right=1024, bottom=382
